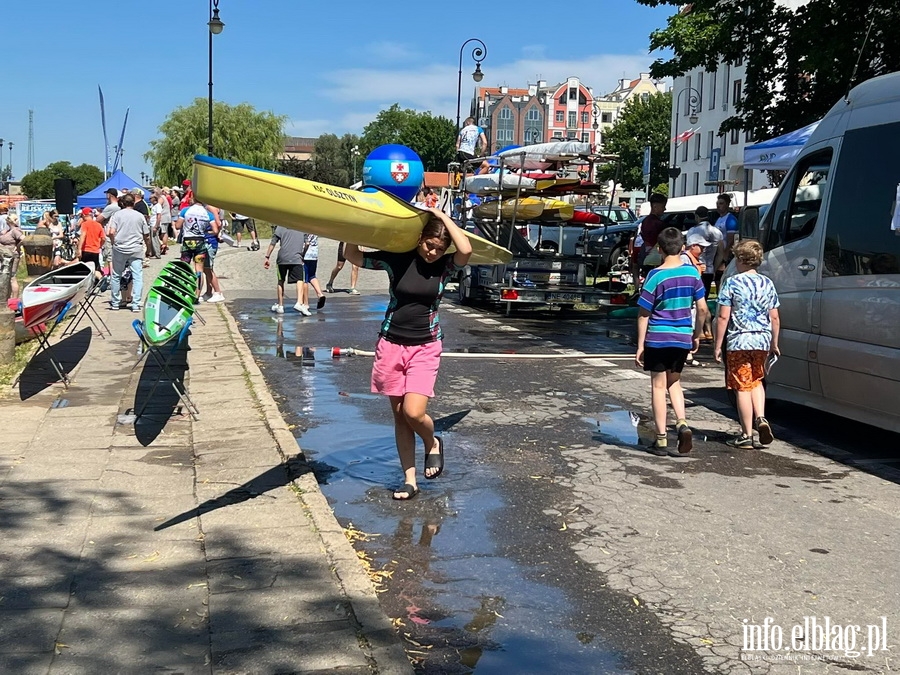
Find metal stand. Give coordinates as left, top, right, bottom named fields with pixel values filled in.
left=61, top=278, right=112, bottom=339
left=131, top=318, right=199, bottom=421
left=14, top=303, right=74, bottom=389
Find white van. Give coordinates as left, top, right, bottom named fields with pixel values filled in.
left=738, top=71, right=900, bottom=433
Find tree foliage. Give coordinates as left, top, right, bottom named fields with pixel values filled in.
left=639, top=0, right=900, bottom=138
left=359, top=104, right=456, bottom=172
left=279, top=133, right=360, bottom=187
left=598, top=93, right=672, bottom=192
left=19, top=161, right=104, bottom=200
left=145, top=99, right=287, bottom=187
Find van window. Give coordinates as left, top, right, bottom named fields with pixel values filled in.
left=765, top=149, right=832, bottom=250
left=823, top=121, right=900, bottom=276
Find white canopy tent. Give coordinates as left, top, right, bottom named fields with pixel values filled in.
left=743, top=120, right=820, bottom=171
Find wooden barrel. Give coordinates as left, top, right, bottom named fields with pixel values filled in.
left=22, top=227, right=53, bottom=276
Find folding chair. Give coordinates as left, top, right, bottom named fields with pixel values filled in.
left=61, top=277, right=112, bottom=339
left=131, top=318, right=199, bottom=421
left=14, top=302, right=74, bottom=389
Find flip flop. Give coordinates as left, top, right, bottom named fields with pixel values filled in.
left=424, top=436, right=444, bottom=480
left=392, top=483, right=420, bottom=500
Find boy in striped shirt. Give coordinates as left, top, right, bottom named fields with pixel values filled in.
left=636, top=227, right=710, bottom=456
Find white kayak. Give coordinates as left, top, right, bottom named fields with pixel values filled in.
left=498, top=141, right=593, bottom=170
left=21, top=261, right=95, bottom=329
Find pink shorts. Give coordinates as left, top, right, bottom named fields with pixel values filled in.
left=371, top=337, right=442, bottom=398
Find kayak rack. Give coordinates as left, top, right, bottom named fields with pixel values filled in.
left=130, top=318, right=200, bottom=421
left=14, top=302, right=75, bottom=390
left=61, top=276, right=112, bottom=340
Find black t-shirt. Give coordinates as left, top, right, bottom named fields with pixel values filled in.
left=362, top=249, right=460, bottom=345
left=133, top=200, right=150, bottom=220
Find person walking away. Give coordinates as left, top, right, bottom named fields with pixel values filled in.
left=713, top=193, right=739, bottom=290
left=713, top=240, right=780, bottom=448
left=0, top=210, right=24, bottom=298
left=688, top=207, right=724, bottom=340
left=635, top=227, right=710, bottom=456
left=635, top=193, right=668, bottom=281
left=300, top=233, right=326, bottom=310
left=342, top=210, right=473, bottom=500
left=172, top=196, right=214, bottom=299
left=131, top=189, right=152, bottom=266
left=201, top=207, right=225, bottom=303
left=152, top=189, right=172, bottom=256
left=456, top=117, right=488, bottom=165
left=263, top=226, right=309, bottom=315
left=325, top=242, right=360, bottom=294
left=74, top=207, right=106, bottom=280
left=230, top=213, right=260, bottom=250
left=107, top=193, right=150, bottom=312
left=680, top=231, right=714, bottom=367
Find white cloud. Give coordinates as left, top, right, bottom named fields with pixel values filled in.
left=364, top=41, right=422, bottom=63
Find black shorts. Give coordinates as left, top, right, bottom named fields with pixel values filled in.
left=643, top=346, right=689, bottom=373
left=278, top=264, right=306, bottom=284
left=457, top=150, right=476, bottom=164
left=701, top=273, right=714, bottom=298
left=81, top=251, right=101, bottom=268
left=337, top=242, right=345, bottom=263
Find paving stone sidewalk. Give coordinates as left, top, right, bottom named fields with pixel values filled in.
left=0, top=284, right=412, bottom=674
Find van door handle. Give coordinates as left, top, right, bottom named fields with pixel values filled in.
left=798, top=259, right=816, bottom=273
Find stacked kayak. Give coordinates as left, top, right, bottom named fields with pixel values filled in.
left=143, top=261, right=199, bottom=346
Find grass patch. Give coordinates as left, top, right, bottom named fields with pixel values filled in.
left=254, top=220, right=274, bottom=240
left=0, top=339, right=37, bottom=389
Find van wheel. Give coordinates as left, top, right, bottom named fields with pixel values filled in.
left=457, top=272, right=473, bottom=305
left=608, top=245, right=627, bottom=272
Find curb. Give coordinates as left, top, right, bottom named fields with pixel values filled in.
left=216, top=304, right=414, bottom=675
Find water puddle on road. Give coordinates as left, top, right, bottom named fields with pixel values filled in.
left=238, top=309, right=634, bottom=674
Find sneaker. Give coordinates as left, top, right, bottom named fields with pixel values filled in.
left=207, top=292, right=225, bottom=303
left=756, top=417, right=774, bottom=445
left=325, top=284, right=334, bottom=293
left=316, top=296, right=326, bottom=309
left=648, top=435, right=668, bottom=456
left=726, top=433, right=754, bottom=449
left=348, top=288, right=360, bottom=295
left=132, top=306, right=141, bottom=313
left=108, top=302, right=120, bottom=311
left=294, top=303, right=312, bottom=316
left=671, top=423, right=693, bottom=455
left=271, top=304, right=284, bottom=314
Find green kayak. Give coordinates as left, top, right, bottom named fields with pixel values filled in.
left=143, top=285, right=195, bottom=346
left=160, top=265, right=198, bottom=287
left=156, top=271, right=197, bottom=298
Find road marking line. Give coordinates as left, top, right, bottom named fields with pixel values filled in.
left=580, top=359, right=616, bottom=367
left=613, top=370, right=650, bottom=380
left=476, top=318, right=501, bottom=324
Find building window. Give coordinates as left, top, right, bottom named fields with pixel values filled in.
left=745, top=129, right=753, bottom=143
left=581, top=132, right=589, bottom=143
left=581, top=111, right=589, bottom=125
left=708, top=131, right=714, bottom=158
left=682, top=135, right=689, bottom=163
left=692, top=172, right=700, bottom=195
left=556, top=110, right=564, bottom=123
left=733, top=79, right=742, bottom=106
left=526, top=108, right=541, bottom=121
left=496, top=106, right=514, bottom=143
left=680, top=174, right=687, bottom=197
left=697, top=71, right=704, bottom=105
left=641, top=92, right=650, bottom=102
left=708, top=70, right=717, bottom=110
left=601, top=112, right=612, bottom=124
left=552, top=131, right=563, bottom=139
left=569, top=87, right=578, bottom=100
left=567, top=111, right=576, bottom=128
left=730, top=128, right=740, bottom=145
left=694, top=133, right=701, bottom=160
left=685, top=76, right=692, bottom=114
left=567, top=131, right=576, bottom=139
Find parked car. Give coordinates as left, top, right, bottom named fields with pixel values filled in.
left=525, top=205, right=637, bottom=256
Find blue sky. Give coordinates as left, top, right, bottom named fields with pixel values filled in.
left=1, top=0, right=674, bottom=182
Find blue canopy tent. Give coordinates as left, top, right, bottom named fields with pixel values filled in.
left=743, top=121, right=820, bottom=171
left=77, top=170, right=143, bottom=209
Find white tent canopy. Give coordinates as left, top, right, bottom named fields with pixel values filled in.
left=743, top=120, right=820, bottom=170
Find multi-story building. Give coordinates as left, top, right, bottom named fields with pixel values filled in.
left=472, top=73, right=664, bottom=154
left=281, top=137, right=316, bottom=162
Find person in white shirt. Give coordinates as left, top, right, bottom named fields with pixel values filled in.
left=456, top=117, right=487, bottom=164
left=300, top=233, right=326, bottom=310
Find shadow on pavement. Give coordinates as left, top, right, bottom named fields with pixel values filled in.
left=154, top=456, right=311, bottom=531
left=132, top=341, right=192, bottom=447
left=433, top=409, right=470, bottom=432
left=17, top=327, right=92, bottom=401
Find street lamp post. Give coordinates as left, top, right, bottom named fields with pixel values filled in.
left=8, top=142, right=12, bottom=179
left=669, top=86, right=700, bottom=193
left=526, top=127, right=542, bottom=145
left=207, top=0, right=225, bottom=156
left=350, top=145, right=360, bottom=184
left=456, top=38, right=487, bottom=133
left=0, top=139, right=4, bottom=170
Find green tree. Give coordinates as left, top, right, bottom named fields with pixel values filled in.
left=360, top=104, right=456, bottom=171
left=145, top=99, right=287, bottom=187
left=598, top=92, right=672, bottom=192
left=278, top=133, right=360, bottom=187
left=19, top=161, right=104, bottom=199
left=638, top=0, right=900, bottom=138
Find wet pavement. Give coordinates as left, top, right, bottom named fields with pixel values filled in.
left=232, top=291, right=900, bottom=674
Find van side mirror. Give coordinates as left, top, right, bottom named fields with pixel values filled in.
left=739, top=206, right=761, bottom=241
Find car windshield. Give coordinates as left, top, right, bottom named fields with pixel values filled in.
left=592, top=208, right=634, bottom=222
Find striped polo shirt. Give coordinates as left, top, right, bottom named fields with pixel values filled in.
left=637, top=265, right=705, bottom=349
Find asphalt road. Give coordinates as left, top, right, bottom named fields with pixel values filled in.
left=215, top=241, right=900, bottom=674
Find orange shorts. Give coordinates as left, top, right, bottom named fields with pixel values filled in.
left=725, top=349, right=767, bottom=391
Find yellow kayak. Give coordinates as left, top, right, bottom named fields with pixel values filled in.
left=537, top=198, right=575, bottom=222
left=471, top=197, right=545, bottom=221
left=192, top=156, right=512, bottom=265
